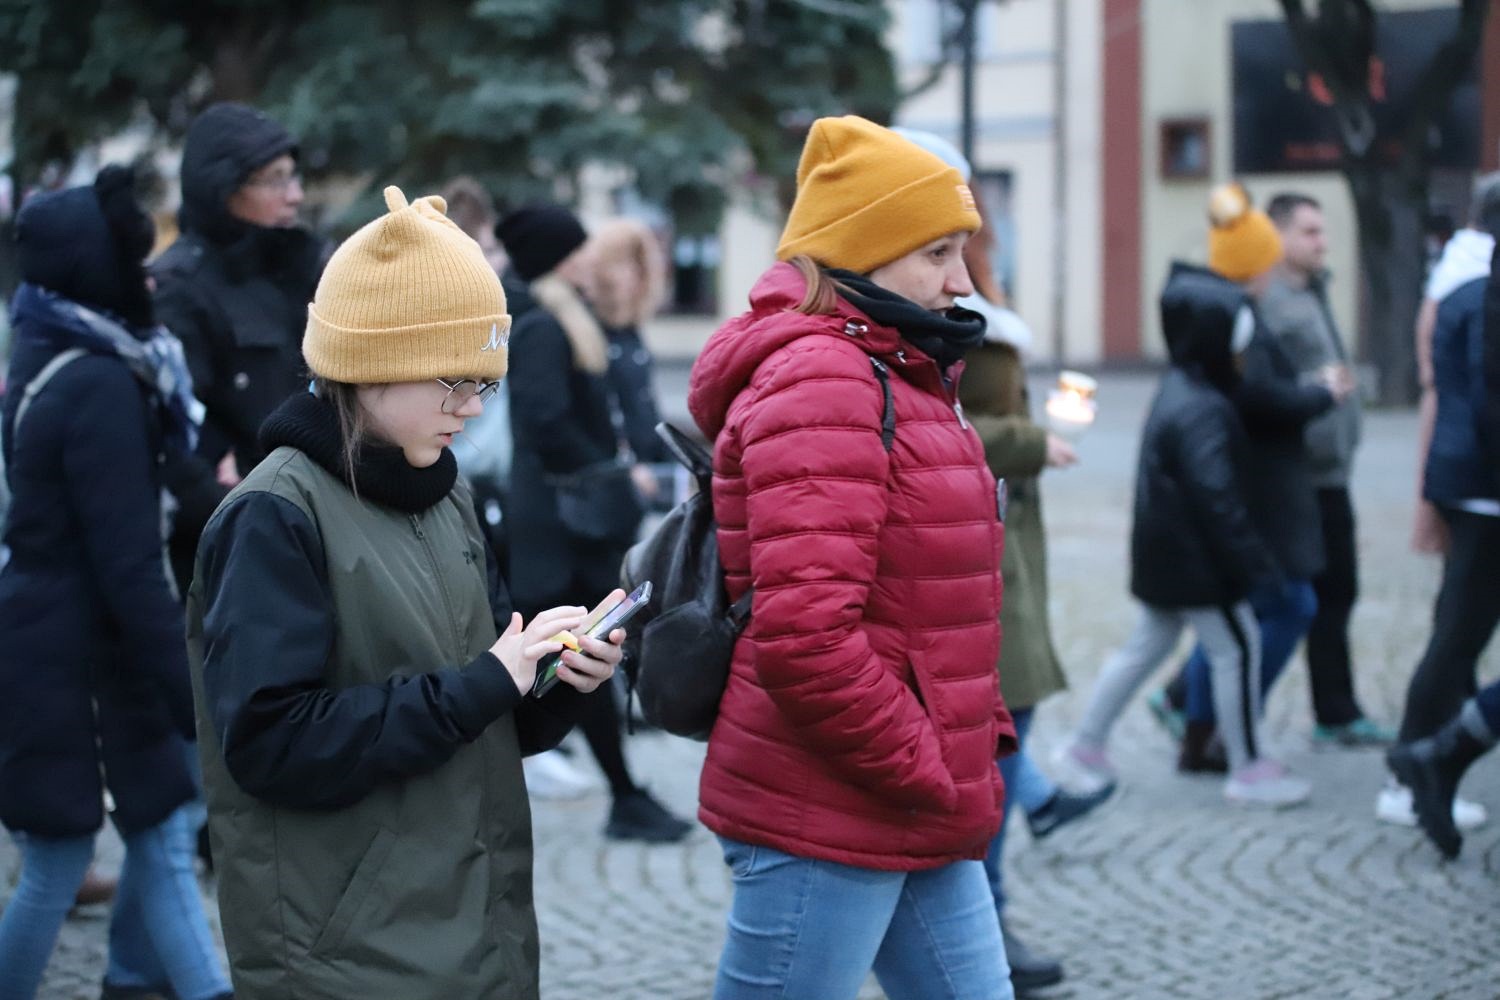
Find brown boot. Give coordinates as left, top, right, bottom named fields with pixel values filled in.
left=1178, top=721, right=1229, bottom=774
left=73, top=866, right=117, bottom=908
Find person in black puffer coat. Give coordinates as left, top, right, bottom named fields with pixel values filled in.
left=0, top=167, right=232, bottom=1000
left=152, top=102, right=326, bottom=595
left=495, top=205, right=691, bottom=844
left=1158, top=185, right=1351, bottom=771
left=1056, top=264, right=1314, bottom=808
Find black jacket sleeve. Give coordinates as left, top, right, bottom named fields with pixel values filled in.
left=1483, top=247, right=1500, bottom=490
left=1172, top=405, right=1278, bottom=594
left=482, top=541, right=589, bottom=755
left=507, top=314, right=606, bottom=475
left=153, top=266, right=233, bottom=532
left=606, top=327, right=670, bottom=463
left=197, top=491, right=525, bottom=809
left=1233, top=331, right=1336, bottom=433
left=63, top=360, right=197, bottom=737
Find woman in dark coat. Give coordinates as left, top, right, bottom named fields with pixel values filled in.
left=495, top=204, right=691, bottom=843
left=0, top=168, right=231, bottom=1000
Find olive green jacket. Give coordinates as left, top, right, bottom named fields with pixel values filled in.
left=186, top=448, right=542, bottom=999
left=959, top=342, right=1067, bottom=710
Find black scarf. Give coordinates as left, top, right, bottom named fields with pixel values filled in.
left=828, top=269, right=987, bottom=370
left=259, top=392, right=457, bottom=514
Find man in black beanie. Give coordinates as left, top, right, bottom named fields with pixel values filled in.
left=153, top=101, right=326, bottom=597
left=496, top=203, right=692, bottom=844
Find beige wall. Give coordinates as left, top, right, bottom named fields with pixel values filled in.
left=893, top=0, right=1105, bottom=365
left=1137, top=0, right=1446, bottom=358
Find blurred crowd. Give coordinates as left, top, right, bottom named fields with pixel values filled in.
left=0, top=101, right=1495, bottom=1000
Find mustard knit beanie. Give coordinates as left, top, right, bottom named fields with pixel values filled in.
left=304, top=186, right=510, bottom=384
left=776, top=116, right=982, bottom=274
left=1207, top=182, right=1283, bottom=283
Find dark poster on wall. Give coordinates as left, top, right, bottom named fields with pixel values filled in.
left=1232, top=7, right=1481, bottom=173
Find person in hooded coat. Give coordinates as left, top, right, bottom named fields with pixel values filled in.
left=1054, top=261, right=1313, bottom=808
left=688, top=116, right=1017, bottom=1000
left=152, top=101, right=325, bottom=594
left=0, top=167, right=232, bottom=1000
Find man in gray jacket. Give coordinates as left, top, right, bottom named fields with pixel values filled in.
left=1259, top=193, right=1392, bottom=746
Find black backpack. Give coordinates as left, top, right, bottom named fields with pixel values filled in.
left=619, top=356, right=896, bottom=740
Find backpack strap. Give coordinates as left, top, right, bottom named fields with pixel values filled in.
left=869, top=356, right=896, bottom=452
left=13, top=348, right=88, bottom=440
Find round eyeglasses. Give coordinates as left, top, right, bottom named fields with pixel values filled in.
left=436, top=377, right=501, bottom=414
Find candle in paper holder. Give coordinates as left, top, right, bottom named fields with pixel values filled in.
left=1045, top=370, right=1098, bottom=438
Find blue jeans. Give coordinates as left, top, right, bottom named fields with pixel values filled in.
left=983, top=708, right=1056, bottom=917
left=1185, top=579, right=1318, bottom=724
left=0, top=803, right=230, bottom=1000
left=715, top=836, right=1013, bottom=1000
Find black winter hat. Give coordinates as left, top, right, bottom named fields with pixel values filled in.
left=16, top=165, right=157, bottom=328
left=178, top=101, right=298, bottom=242
left=494, top=204, right=587, bottom=283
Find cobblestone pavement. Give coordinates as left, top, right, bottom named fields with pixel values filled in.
left=7, top=373, right=1498, bottom=999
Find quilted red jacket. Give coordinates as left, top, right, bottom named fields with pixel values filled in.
left=687, top=262, right=1016, bottom=871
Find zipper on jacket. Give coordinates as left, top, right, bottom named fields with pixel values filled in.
left=953, top=399, right=969, bottom=429
left=409, top=513, right=465, bottom=658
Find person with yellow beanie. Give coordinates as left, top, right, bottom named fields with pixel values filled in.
left=686, top=116, right=1017, bottom=998
left=182, top=186, right=625, bottom=999
left=1145, top=181, right=1352, bottom=791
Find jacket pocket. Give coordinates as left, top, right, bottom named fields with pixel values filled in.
left=309, top=827, right=397, bottom=959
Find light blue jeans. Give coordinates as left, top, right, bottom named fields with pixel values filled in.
left=715, top=836, right=1013, bottom=1000
left=0, top=803, right=230, bottom=1000
left=984, top=707, right=1056, bottom=915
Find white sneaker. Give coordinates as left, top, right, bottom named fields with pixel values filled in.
left=1374, top=779, right=1488, bottom=830
left=1050, top=741, right=1116, bottom=795
left=1224, top=760, right=1312, bottom=808
left=522, top=749, right=598, bottom=800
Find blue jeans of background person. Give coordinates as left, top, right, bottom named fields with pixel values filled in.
left=983, top=708, right=1057, bottom=916
left=715, top=836, right=1013, bottom=1000
left=1185, top=579, right=1318, bottom=724
left=0, top=803, right=230, bottom=1000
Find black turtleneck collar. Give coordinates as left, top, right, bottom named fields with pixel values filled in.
left=828, top=269, right=987, bottom=370
left=259, top=392, right=457, bottom=514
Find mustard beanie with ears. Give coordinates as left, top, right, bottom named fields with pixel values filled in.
left=303, top=186, right=511, bottom=384
left=1207, top=182, right=1283, bottom=284
left=776, top=115, right=982, bottom=274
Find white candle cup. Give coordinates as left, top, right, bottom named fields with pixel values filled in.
left=1044, top=370, right=1098, bottom=439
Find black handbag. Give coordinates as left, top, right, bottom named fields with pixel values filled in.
left=551, top=458, right=644, bottom=541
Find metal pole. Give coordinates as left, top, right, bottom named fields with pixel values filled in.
left=959, top=0, right=977, bottom=167
left=1052, top=0, right=1068, bottom=364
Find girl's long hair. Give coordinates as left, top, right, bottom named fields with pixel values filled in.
left=312, top=377, right=366, bottom=492
left=583, top=218, right=667, bottom=329
left=787, top=255, right=847, bottom=315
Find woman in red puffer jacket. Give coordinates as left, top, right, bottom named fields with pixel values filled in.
left=686, top=115, right=1018, bottom=1000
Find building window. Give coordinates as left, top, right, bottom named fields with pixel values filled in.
left=1160, top=118, right=1211, bottom=180
left=973, top=169, right=1016, bottom=302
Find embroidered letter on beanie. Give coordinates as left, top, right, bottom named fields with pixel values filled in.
left=480, top=322, right=506, bottom=352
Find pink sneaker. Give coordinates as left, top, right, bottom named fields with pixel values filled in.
left=1224, top=759, right=1311, bottom=808
left=1051, top=741, right=1116, bottom=795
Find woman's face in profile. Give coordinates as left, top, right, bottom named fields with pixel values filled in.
left=866, top=232, right=974, bottom=312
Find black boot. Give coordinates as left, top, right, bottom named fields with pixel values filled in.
left=1025, top=784, right=1114, bottom=840
left=1001, top=922, right=1064, bottom=995
left=604, top=788, right=692, bottom=843
left=1178, top=721, right=1228, bottom=774
left=1387, top=711, right=1492, bottom=860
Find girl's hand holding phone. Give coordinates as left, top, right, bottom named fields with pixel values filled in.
left=490, top=605, right=586, bottom=693
left=553, top=588, right=628, bottom=694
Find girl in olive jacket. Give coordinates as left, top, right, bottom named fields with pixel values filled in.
left=186, top=188, right=625, bottom=999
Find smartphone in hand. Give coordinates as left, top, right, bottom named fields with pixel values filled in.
left=530, top=581, right=652, bottom=698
